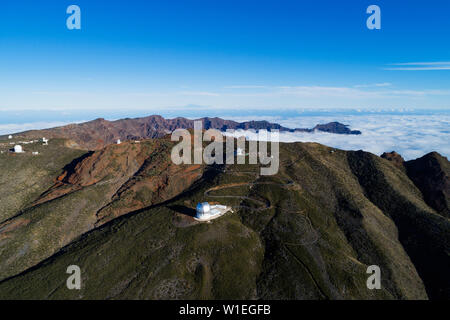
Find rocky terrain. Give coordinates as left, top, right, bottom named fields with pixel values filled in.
left=404, top=152, right=450, bottom=219
left=382, top=151, right=449, bottom=219
left=0, top=129, right=448, bottom=300
left=6, top=115, right=361, bottom=150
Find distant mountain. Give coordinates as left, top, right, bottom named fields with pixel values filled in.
left=311, top=122, right=361, bottom=135
left=13, top=115, right=361, bottom=150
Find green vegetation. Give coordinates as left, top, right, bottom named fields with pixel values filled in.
left=0, top=138, right=86, bottom=222
left=0, top=140, right=448, bottom=300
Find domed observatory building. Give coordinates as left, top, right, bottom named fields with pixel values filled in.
left=195, top=202, right=232, bottom=222
left=196, top=202, right=211, bottom=219
left=13, top=145, right=24, bottom=153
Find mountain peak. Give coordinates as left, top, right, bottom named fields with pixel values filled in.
left=405, top=151, right=449, bottom=218
left=381, top=151, right=405, bottom=169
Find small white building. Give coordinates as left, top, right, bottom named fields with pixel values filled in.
left=8, top=135, right=12, bottom=139
left=14, top=145, right=23, bottom=153
left=195, top=202, right=231, bottom=221
left=42, top=137, right=49, bottom=145
left=32, top=151, right=39, bottom=155
left=116, top=139, right=121, bottom=145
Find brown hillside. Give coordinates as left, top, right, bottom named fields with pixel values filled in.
left=15, top=115, right=361, bottom=150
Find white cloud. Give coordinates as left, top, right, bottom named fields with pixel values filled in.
left=225, top=85, right=450, bottom=99
left=385, top=62, right=450, bottom=71
left=177, top=91, right=220, bottom=96
left=224, top=85, right=267, bottom=89
left=0, top=121, right=76, bottom=135
left=276, top=86, right=376, bottom=98
left=354, top=82, right=392, bottom=88
left=224, top=114, right=450, bottom=160
left=385, top=66, right=450, bottom=71
left=389, top=62, right=450, bottom=66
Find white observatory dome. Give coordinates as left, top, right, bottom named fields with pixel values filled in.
left=14, top=145, right=23, bottom=153
left=196, top=202, right=211, bottom=217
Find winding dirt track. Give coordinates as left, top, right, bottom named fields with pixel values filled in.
left=204, top=168, right=319, bottom=246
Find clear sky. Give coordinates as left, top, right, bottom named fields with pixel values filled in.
left=0, top=0, right=449, bottom=114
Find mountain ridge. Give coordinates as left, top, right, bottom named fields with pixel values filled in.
left=8, top=115, right=361, bottom=150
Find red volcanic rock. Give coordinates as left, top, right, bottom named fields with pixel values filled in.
left=381, top=151, right=405, bottom=170
left=33, top=139, right=206, bottom=226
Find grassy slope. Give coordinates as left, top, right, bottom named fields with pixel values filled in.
left=348, top=151, right=450, bottom=300
left=0, top=139, right=206, bottom=283
left=0, top=142, right=443, bottom=299
left=0, top=138, right=86, bottom=223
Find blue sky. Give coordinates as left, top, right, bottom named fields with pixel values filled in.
left=0, top=0, right=449, bottom=115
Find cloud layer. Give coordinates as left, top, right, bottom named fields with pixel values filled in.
left=2, top=114, right=449, bottom=161
left=225, top=114, right=450, bottom=161
left=0, top=122, right=72, bottom=136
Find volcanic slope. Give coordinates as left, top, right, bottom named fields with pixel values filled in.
left=0, top=138, right=205, bottom=282
left=0, top=142, right=448, bottom=299
left=405, top=152, right=450, bottom=219
left=0, top=138, right=85, bottom=223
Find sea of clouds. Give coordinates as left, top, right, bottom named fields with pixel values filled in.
left=0, top=121, right=81, bottom=136
left=225, top=114, right=450, bottom=161
left=1, top=113, right=448, bottom=161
